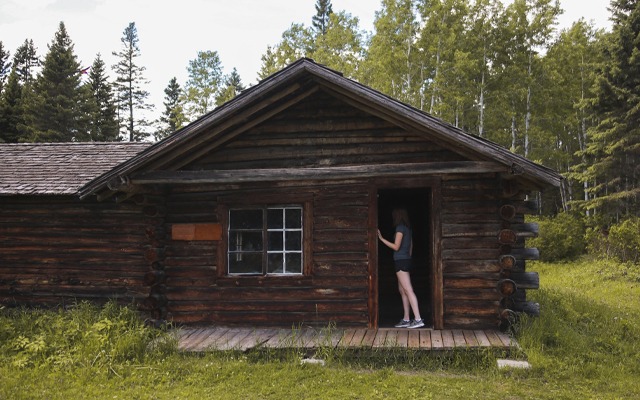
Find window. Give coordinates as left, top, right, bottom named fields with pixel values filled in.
left=228, top=206, right=303, bottom=275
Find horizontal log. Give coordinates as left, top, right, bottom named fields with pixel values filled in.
left=501, top=298, right=540, bottom=316
left=132, top=161, right=508, bottom=185
left=442, top=261, right=501, bottom=274
left=505, top=271, right=539, bottom=290
left=444, top=300, right=500, bottom=316
left=510, top=248, right=540, bottom=260
left=443, top=288, right=502, bottom=301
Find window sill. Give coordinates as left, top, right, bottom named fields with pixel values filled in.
left=216, top=275, right=312, bottom=287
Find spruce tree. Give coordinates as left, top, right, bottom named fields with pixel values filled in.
left=23, top=22, right=91, bottom=142
left=87, top=54, right=118, bottom=141
left=215, top=68, right=245, bottom=106
left=312, top=0, right=334, bottom=36
left=0, top=41, right=10, bottom=93
left=156, top=77, right=185, bottom=141
left=13, top=39, right=39, bottom=85
left=112, top=22, right=153, bottom=141
left=585, top=0, right=640, bottom=217
left=0, top=67, right=23, bottom=143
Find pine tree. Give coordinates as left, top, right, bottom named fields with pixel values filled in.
left=215, top=68, right=245, bottom=107
left=13, top=39, right=39, bottom=85
left=0, top=41, right=10, bottom=93
left=23, top=22, right=92, bottom=142
left=112, top=22, right=153, bottom=141
left=156, top=77, right=185, bottom=141
left=584, top=0, right=640, bottom=217
left=87, top=54, right=119, bottom=141
left=183, top=50, right=224, bottom=120
left=312, top=0, right=334, bottom=36
left=0, top=67, right=23, bottom=143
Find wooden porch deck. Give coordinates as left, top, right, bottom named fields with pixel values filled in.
left=176, top=326, right=518, bottom=352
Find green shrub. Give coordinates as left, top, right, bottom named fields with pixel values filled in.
left=0, top=301, right=176, bottom=370
left=608, top=217, right=640, bottom=264
left=529, top=212, right=586, bottom=261
left=586, top=217, right=640, bottom=264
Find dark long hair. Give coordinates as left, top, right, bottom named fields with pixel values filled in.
left=392, top=208, right=411, bottom=228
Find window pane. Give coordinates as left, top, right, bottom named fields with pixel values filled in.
left=267, top=209, right=283, bottom=229
left=285, top=208, right=302, bottom=228
left=285, top=253, right=302, bottom=274
left=268, top=231, right=283, bottom=251
left=230, top=209, right=263, bottom=229
left=229, top=231, right=263, bottom=251
left=229, top=252, right=262, bottom=274
left=267, top=254, right=283, bottom=274
left=285, top=231, right=301, bottom=250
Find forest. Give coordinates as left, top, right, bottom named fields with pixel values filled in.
left=0, top=0, right=638, bottom=227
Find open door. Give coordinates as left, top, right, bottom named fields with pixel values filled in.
left=376, top=187, right=433, bottom=328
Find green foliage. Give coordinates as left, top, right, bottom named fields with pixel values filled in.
left=0, top=301, right=176, bottom=370
left=586, top=217, right=640, bottom=265
left=22, top=22, right=92, bottom=142
left=87, top=54, right=119, bottom=141
left=528, top=212, right=586, bottom=261
left=183, top=50, right=224, bottom=120
left=112, top=22, right=153, bottom=141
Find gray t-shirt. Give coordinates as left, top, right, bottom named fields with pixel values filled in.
left=393, top=224, right=412, bottom=260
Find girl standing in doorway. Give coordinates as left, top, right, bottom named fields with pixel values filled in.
left=377, top=208, right=424, bottom=328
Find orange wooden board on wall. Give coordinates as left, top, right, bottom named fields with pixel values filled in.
left=172, top=223, right=222, bottom=241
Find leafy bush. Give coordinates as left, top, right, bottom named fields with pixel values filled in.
left=0, top=301, right=176, bottom=370
left=586, top=217, right=640, bottom=264
left=529, top=212, right=586, bottom=261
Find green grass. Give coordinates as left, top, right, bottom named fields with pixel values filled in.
left=2, top=258, right=640, bottom=399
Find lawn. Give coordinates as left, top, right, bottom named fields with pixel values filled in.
left=1, top=258, right=639, bottom=399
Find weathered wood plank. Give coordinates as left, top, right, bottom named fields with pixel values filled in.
left=431, top=330, right=443, bottom=349
left=372, top=330, right=388, bottom=348
left=452, top=330, right=467, bottom=347
left=419, top=330, right=432, bottom=349
left=473, top=330, right=491, bottom=347
left=462, top=330, right=480, bottom=347
left=441, top=330, right=455, bottom=349
left=408, top=330, right=420, bottom=349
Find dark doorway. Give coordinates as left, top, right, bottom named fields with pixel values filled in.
left=377, top=188, right=432, bottom=327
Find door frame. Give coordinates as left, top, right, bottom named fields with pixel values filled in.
left=368, top=177, right=443, bottom=329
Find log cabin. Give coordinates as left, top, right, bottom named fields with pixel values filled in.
left=0, top=58, right=562, bottom=330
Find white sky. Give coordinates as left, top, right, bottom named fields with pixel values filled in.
left=0, top=0, right=612, bottom=122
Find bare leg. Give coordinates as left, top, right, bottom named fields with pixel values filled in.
left=397, top=279, right=410, bottom=320
left=396, top=270, right=421, bottom=321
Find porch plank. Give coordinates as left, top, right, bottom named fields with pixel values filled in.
left=441, top=330, right=455, bottom=349
left=372, top=329, right=388, bottom=348
left=419, top=330, right=432, bottom=350
left=194, top=327, right=231, bottom=351
left=430, top=330, right=443, bottom=349
left=452, top=330, right=467, bottom=347
left=361, top=329, right=377, bottom=348
left=408, top=329, right=420, bottom=348
left=473, top=330, right=491, bottom=347
left=463, top=330, right=480, bottom=347
left=348, top=329, right=368, bottom=347
left=396, top=330, right=409, bottom=348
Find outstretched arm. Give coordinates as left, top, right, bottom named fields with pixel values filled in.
left=377, top=229, right=403, bottom=251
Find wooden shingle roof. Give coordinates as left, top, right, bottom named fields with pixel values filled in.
left=0, top=142, right=151, bottom=196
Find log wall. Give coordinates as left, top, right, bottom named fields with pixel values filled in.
left=0, top=196, right=154, bottom=308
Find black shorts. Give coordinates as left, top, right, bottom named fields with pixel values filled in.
left=394, top=258, right=413, bottom=272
